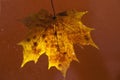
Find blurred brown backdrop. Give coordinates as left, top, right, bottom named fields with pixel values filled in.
left=0, top=0, right=120, bottom=80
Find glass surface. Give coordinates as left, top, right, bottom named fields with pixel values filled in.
left=0, top=0, right=120, bottom=80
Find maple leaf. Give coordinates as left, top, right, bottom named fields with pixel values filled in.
left=18, top=9, right=98, bottom=77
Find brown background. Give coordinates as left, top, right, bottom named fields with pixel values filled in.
left=0, top=0, right=120, bottom=80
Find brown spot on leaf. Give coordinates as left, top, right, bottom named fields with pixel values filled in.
left=45, top=40, right=47, bottom=43
left=42, top=34, right=46, bottom=38
left=33, top=35, right=36, bottom=39
left=58, top=64, right=62, bottom=67
left=26, top=38, right=30, bottom=42
left=84, top=35, right=89, bottom=41
left=33, top=42, right=38, bottom=47
left=63, top=52, right=67, bottom=55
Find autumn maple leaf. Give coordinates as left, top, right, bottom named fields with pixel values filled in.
left=18, top=9, right=98, bottom=77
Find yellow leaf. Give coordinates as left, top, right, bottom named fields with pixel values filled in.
left=19, top=9, right=98, bottom=77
